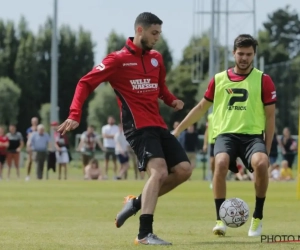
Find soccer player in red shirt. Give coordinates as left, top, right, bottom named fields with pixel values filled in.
left=173, top=34, right=276, bottom=237
left=58, top=12, right=192, bottom=245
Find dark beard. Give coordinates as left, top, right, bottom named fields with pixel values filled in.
left=141, top=38, right=152, bottom=51
left=236, top=61, right=253, bottom=71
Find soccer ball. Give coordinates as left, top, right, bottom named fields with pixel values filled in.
left=219, top=198, right=249, bottom=228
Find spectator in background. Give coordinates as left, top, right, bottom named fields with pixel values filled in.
left=102, top=116, right=119, bottom=179
left=279, top=160, right=293, bottom=181
left=28, top=124, right=51, bottom=180
left=25, top=117, right=39, bottom=181
left=269, top=129, right=280, bottom=165
left=52, top=122, right=69, bottom=180
left=281, top=127, right=297, bottom=168
left=84, top=158, right=102, bottom=180
left=181, top=124, right=200, bottom=175
left=0, top=126, right=9, bottom=180
left=114, top=124, right=130, bottom=180
left=77, top=125, right=104, bottom=174
left=269, top=163, right=280, bottom=181
left=6, top=124, right=24, bottom=179
left=203, top=113, right=215, bottom=189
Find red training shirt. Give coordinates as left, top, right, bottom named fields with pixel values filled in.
left=0, top=136, right=9, bottom=155
left=69, top=37, right=177, bottom=135
left=204, top=68, right=277, bottom=105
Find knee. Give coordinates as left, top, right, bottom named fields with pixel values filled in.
left=252, top=154, right=268, bottom=173
left=215, top=154, right=229, bottom=176
left=173, top=162, right=193, bottom=180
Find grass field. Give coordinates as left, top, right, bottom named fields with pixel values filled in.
left=0, top=167, right=299, bottom=250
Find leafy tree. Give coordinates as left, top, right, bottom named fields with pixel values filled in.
left=39, top=103, right=51, bottom=132
left=258, top=6, right=300, bottom=133
left=0, top=77, right=21, bottom=125
left=87, top=85, right=120, bottom=133
left=106, top=31, right=126, bottom=54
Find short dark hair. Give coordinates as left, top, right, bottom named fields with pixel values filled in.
left=233, top=34, right=258, bottom=53
left=134, top=12, right=163, bottom=30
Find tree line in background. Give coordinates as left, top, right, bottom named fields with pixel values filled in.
left=0, top=6, right=299, bottom=144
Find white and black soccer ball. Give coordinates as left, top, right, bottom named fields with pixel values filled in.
left=219, top=198, right=249, bottom=228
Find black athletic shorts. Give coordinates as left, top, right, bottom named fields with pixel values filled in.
left=214, top=133, right=267, bottom=173
left=0, top=154, right=6, bottom=164
left=209, top=143, right=215, bottom=157
left=105, top=147, right=117, bottom=161
left=126, top=127, right=189, bottom=172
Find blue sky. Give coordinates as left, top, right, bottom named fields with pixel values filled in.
left=1, top=0, right=299, bottom=65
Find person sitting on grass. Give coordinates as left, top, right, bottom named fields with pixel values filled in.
left=84, top=158, right=102, bottom=180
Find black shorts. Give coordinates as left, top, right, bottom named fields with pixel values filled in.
left=126, top=127, right=189, bottom=172
left=0, top=154, right=6, bottom=164
left=209, top=143, right=215, bottom=157
left=105, top=147, right=117, bottom=161
left=214, top=133, right=267, bottom=173
left=117, top=153, right=129, bottom=164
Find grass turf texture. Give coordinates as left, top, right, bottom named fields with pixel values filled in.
left=0, top=167, right=298, bottom=250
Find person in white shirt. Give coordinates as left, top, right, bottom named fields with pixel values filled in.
left=114, top=124, right=130, bottom=180
left=101, top=116, right=119, bottom=179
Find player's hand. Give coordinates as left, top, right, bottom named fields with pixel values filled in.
left=203, top=144, right=207, bottom=153
left=171, top=130, right=179, bottom=138
left=57, top=119, right=79, bottom=135
left=171, top=100, right=184, bottom=111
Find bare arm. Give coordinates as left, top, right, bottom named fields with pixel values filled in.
left=203, top=126, right=209, bottom=152
left=102, top=134, right=115, bottom=139
left=264, top=104, right=276, bottom=155
left=173, top=98, right=212, bottom=136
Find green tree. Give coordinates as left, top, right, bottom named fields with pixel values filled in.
left=14, top=31, right=39, bottom=134
left=87, top=85, right=120, bottom=133
left=155, top=35, right=173, bottom=74
left=0, top=77, right=21, bottom=125
left=166, top=35, right=211, bottom=128
left=39, top=103, right=51, bottom=132
left=106, top=31, right=126, bottom=54
left=258, top=7, right=300, bottom=134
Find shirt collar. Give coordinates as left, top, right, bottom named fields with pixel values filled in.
left=125, top=37, right=150, bottom=57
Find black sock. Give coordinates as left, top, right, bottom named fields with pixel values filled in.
left=215, top=198, right=225, bottom=220
left=133, top=194, right=142, bottom=210
left=253, top=196, right=265, bottom=220
left=138, top=214, right=153, bottom=239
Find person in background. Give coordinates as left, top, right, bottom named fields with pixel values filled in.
left=280, top=127, right=297, bottom=168
left=102, top=116, right=119, bottom=179
left=269, top=129, right=280, bottom=165
left=203, top=113, right=215, bottom=189
left=114, top=124, right=130, bottom=180
left=28, top=124, right=51, bottom=180
left=77, top=125, right=105, bottom=174
left=84, top=158, right=102, bottom=180
left=279, top=160, right=293, bottom=181
left=6, top=124, right=24, bottom=179
left=0, top=126, right=9, bottom=180
left=25, top=117, right=39, bottom=181
left=52, top=122, right=70, bottom=180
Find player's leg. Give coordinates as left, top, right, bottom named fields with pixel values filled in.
left=6, top=153, right=13, bottom=179
left=212, top=134, right=238, bottom=236
left=104, top=151, right=110, bottom=178
left=241, top=135, right=269, bottom=236
left=112, top=152, right=118, bottom=177
left=209, top=143, right=215, bottom=189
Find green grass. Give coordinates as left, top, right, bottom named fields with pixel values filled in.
left=0, top=167, right=299, bottom=250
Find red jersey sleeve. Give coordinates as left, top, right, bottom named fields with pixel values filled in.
left=157, top=54, right=177, bottom=106
left=204, top=77, right=215, bottom=102
left=68, top=53, right=117, bottom=122
left=262, top=74, right=277, bottom=105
